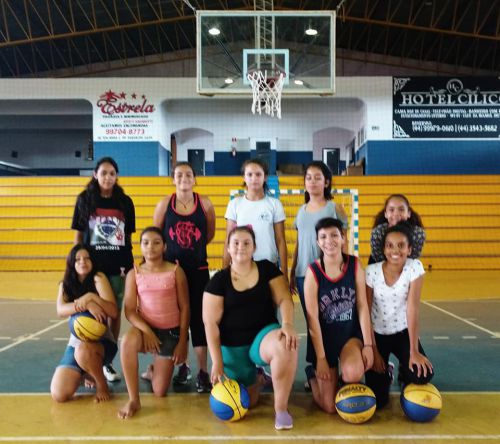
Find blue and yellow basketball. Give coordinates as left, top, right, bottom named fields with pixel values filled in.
left=69, top=311, right=106, bottom=342
left=400, top=383, right=442, bottom=422
left=209, top=378, right=250, bottom=422
left=335, top=383, right=377, bottom=424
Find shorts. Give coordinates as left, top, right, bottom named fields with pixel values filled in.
left=57, top=338, right=117, bottom=374
left=221, top=323, right=280, bottom=387
left=150, top=326, right=180, bottom=358
left=108, top=274, right=125, bottom=310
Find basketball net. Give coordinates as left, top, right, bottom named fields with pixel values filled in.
left=247, top=70, right=285, bottom=119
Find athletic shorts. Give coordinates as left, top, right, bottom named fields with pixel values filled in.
left=150, top=326, right=180, bottom=359
left=57, top=338, right=117, bottom=374
left=221, top=323, right=280, bottom=387
left=107, top=274, right=125, bottom=310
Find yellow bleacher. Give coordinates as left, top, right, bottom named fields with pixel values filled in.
left=0, top=175, right=499, bottom=273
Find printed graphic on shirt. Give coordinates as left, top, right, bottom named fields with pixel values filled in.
left=258, top=211, right=272, bottom=223
left=319, top=287, right=356, bottom=323
left=169, top=221, right=201, bottom=250
left=89, top=208, right=125, bottom=250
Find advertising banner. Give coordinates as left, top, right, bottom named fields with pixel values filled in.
left=393, top=77, right=500, bottom=138
left=93, top=89, right=159, bottom=141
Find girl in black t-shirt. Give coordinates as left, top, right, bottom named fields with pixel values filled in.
left=203, top=225, right=298, bottom=431
left=72, top=157, right=136, bottom=382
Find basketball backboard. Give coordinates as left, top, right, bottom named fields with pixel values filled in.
left=196, top=10, right=335, bottom=96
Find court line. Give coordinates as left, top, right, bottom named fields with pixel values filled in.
left=1, top=435, right=500, bottom=441
left=423, top=301, right=500, bottom=338
left=0, top=319, right=66, bottom=354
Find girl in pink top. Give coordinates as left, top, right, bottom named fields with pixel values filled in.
left=118, top=227, right=189, bottom=419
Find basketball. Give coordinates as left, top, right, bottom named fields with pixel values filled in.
left=335, top=383, right=377, bottom=424
left=69, top=311, right=107, bottom=342
left=400, top=383, right=442, bottom=422
left=209, top=378, right=250, bottom=422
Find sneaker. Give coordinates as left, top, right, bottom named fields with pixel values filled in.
left=388, top=361, right=395, bottom=384
left=173, top=363, right=192, bottom=385
left=257, top=366, right=273, bottom=388
left=103, top=364, right=121, bottom=382
left=275, top=411, right=293, bottom=430
left=196, top=370, right=212, bottom=393
left=304, top=365, right=315, bottom=392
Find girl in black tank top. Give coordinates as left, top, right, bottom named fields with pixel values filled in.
left=303, top=217, right=374, bottom=414
left=152, top=162, right=216, bottom=393
left=163, top=192, right=208, bottom=271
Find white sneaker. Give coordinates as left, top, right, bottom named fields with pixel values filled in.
left=103, top=364, right=121, bottom=382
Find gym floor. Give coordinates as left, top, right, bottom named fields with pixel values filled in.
left=0, top=270, right=499, bottom=443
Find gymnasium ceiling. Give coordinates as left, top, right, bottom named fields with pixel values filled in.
left=0, top=0, right=498, bottom=78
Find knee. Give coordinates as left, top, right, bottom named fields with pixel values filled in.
left=341, top=362, right=365, bottom=384
left=50, top=386, right=73, bottom=403
left=152, top=388, right=168, bottom=398
left=120, top=330, right=141, bottom=352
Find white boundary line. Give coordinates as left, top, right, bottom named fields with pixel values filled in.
left=1, top=435, right=500, bottom=441
left=0, top=319, right=66, bottom=353
left=423, top=301, right=500, bottom=338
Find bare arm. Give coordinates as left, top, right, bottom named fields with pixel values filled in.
left=289, top=238, right=299, bottom=293
left=336, top=203, right=349, bottom=254
left=268, top=274, right=297, bottom=351
left=354, top=261, right=374, bottom=370
left=56, top=283, right=79, bottom=318
left=407, top=275, right=433, bottom=377
left=203, top=291, right=225, bottom=384
left=74, top=231, right=83, bottom=245
left=73, top=272, right=118, bottom=319
left=222, top=219, right=237, bottom=268
left=274, top=221, right=288, bottom=278
left=304, top=267, right=330, bottom=379
left=201, top=196, right=216, bottom=244
left=365, top=284, right=384, bottom=373
left=152, top=195, right=170, bottom=229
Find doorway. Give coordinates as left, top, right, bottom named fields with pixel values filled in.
left=188, top=149, right=205, bottom=176
left=323, top=148, right=340, bottom=175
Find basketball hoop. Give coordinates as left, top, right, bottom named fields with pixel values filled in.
left=247, top=70, right=285, bottom=119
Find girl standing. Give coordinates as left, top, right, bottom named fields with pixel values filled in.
left=153, top=162, right=216, bottom=392
left=304, top=218, right=373, bottom=413
left=50, top=245, right=118, bottom=403
left=204, top=226, right=298, bottom=430
left=290, top=161, right=348, bottom=308
left=370, top=194, right=425, bottom=263
left=72, top=157, right=136, bottom=382
left=223, top=159, right=287, bottom=277
left=365, top=222, right=434, bottom=408
left=118, top=227, right=189, bottom=419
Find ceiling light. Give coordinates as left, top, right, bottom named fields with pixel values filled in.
left=294, top=79, right=304, bottom=86
left=224, top=78, right=234, bottom=84
left=208, top=27, right=220, bottom=36
left=305, top=27, right=318, bottom=36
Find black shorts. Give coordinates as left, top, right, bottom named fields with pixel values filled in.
left=150, top=326, right=181, bottom=358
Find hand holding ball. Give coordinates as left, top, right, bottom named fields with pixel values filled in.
left=209, top=378, right=250, bottom=422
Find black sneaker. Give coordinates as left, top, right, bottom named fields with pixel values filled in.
left=196, top=370, right=212, bottom=393
left=173, top=363, right=192, bottom=385
left=304, top=365, right=315, bottom=392
left=103, top=364, right=121, bottom=382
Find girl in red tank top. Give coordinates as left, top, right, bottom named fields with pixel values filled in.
left=117, top=227, right=189, bottom=419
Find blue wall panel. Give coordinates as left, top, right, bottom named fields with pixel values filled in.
left=213, top=151, right=250, bottom=175
left=276, top=151, right=313, bottom=166
left=364, top=140, right=500, bottom=175
left=94, top=141, right=159, bottom=176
